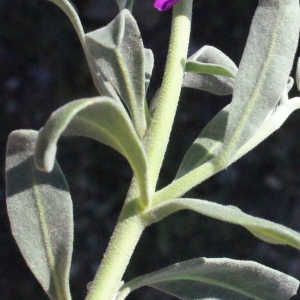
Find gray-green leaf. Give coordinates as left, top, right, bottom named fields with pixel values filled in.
left=176, top=105, right=229, bottom=179
left=122, top=258, right=299, bottom=300
left=47, top=0, right=84, bottom=43
left=154, top=82, right=300, bottom=202
left=47, top=0, right=121, bottom=103
left=185, top=61, right=236, bottom=78
left=177, top=76, right=291, bottom=180
left=183, top=46, right=238, bottom=95
left=34, top=97, right=150, bottom=204
left=220, top=0, right=300, bottom=164
left=147, top=198, right=300, bottom=249
left=85, top=9, right=147, bottom=137
left=6, top=130, right=73, bottom=300
left=116, top=0, right=134, bottom=11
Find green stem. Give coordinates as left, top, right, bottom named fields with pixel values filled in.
left=152, top=158, right=221, bottom=205
left=85, top=204, right=145, bottom=300
left=85, top=2, right=194, bottom=299
left=144, top=0, right=193, bottom=193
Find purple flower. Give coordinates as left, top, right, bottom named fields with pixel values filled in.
left=153, top=0, right=180, bottom=11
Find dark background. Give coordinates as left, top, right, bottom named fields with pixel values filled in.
left=2, top=0, right=300, bottom=299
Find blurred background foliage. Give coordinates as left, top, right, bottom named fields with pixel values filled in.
left=1, top=0, right=300, bottom=299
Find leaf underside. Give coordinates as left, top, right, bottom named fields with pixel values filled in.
left=221, top=0, right=300, bottom=162
left=6, top=130, right=73, bottom=300
left=148, top=198, right=300, bottom=249
left=123, top=257, right=299, bottom=300
left=85, top=9, right=147, bottom=137
left=176, top=105, right=229, bottom=179
left=34, top=97, right=149, bottom=203
left=183, top=45, right=238, bottom=95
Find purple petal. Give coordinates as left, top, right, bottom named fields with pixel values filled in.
left=153, top=0, right=180, bottom=11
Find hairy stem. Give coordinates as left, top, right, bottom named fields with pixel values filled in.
left=84, top=205, right=145, bottom=300
left=85, top=2, right=194, bottom=299
left=152, top=159, right=221, bottom=205
left=144, top=0, right=193, bottom=194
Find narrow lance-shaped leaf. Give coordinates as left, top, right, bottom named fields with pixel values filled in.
left=146, top=198, right=300, bottom=250
left=176, top=105, right=229, bottom=179
left=121, top=258, right=299, bottom=300
left=231, top=78, right=299, bottom=164
left=220, top=0, right=300, bottom=165
left=6, top=130, right=73, bottom=300
left=34, top=97, right=150, bottom=205
left=85, top=9, right=147, bottom=137
left=176, top=77, right=296, bottom=180
left=154, top=80, right=300, bottom=202
left=183, top=46, right=238, bottom=95
left=47, top=0, right=121, bottom=102
left=47, top=0, right=84, bottom=43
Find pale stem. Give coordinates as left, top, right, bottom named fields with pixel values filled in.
left=152, top=159, right=221, bottom=205
left=84, top=2, right=194, bottom=299
left=84, top=208, right=145, bottom=300
left=144, top=0, right=193, bottom=194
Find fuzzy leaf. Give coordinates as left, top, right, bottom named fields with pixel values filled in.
left=47, top=0, right=121, bottom=102
left=47, top=0, right=84, bottom=42
left=147, top=198, right=300, bottom=249
left=231, top=79, right=298, bottom=164
left=85, top=9, right=147, bottom=137
left=6, top=130, right=73, bottom=300
left=34, top=97, right=149, bottom=204
left=123, top=258, right=299, bottom=300
left=176, top=105, right=229, bottom=179
left=183, top=46, right=238, bottom=95
left=220, top=0, right=300, bottom=164
left=176, top=76, right=294, bottom=180
left=185, top=61, right=236, bottom=78
left=153, top=82, right=300, bottom=202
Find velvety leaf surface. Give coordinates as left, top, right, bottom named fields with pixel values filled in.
left=47, top=0, right=84, bottom=42
left=183, top=46, right=237, bottom=95
left=153, top=81, right=300, bottom=202
left=85, top=9, right=147, bottom=137
left=176, top=77, right=299, bottom=181
left=34, top=97, right=149, bottom=203
left=176, top=105, right=229, bottom=179
left=147, top=198, right=300, bottom=249
left=220, top=0, right=300, bottom=164
left=185, top=61, right=236, bottom=78
left=6, top=130, right=73, bottom=300
left=123, top=258, right=299, bottom=300
left=230, top=79, right=300, bottom=164
left=48, top=0, right=121, bottom=102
